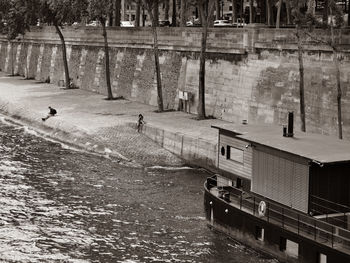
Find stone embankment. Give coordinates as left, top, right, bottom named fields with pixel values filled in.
left=1, top=26, right=350, bottom=138
left=0, top=73, right=222, bottom=170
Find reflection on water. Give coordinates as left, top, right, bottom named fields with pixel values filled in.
left=0, top=118, right=278, bottom=263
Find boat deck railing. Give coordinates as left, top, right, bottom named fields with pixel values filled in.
left=310, top=195, right=350, bottom=228
left=205, top=176, right=350, bottom=255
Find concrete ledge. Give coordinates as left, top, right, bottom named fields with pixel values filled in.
left=139, top=122, right=217, bottom=170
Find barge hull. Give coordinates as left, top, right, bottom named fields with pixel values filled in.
left=204, top=190, right=350, bottom=263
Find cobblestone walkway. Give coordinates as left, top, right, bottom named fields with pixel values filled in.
left=0, top=73, right=226, bottom=167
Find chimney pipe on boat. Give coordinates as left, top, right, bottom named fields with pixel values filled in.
left=283, top=125, right=287, bottom=137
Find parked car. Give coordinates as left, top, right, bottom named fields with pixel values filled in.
left=159, top=20, right=170, bottom=27
left=232, top=18, right=246, bottom=27
left=120, top=21, right=134, bottom=27
left=186, top=19, right=201, bottom=27
left=214, top=20, right=232, bottom=27
left=86, top=20, right=98, bottom=26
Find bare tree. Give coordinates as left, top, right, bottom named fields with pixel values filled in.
left=231, top=0, right=237, bottom=24
left=249, top=0, right=253, bottom=23
left=307, top=0, right=315, bottom=15
left=286, top=0, right=291, bottom=24
left=215, top=0, right=220, bottom=20
left=172, top=0, right=177, bottom=26
left=300, top=0, right=345, bottom=138
left=276, top=0, right=282, bottom=27
left=180, top=0, right=186, bottom=26
left=197, top=0, right=215, bottom=119
left=39, top=0, right=87, bottom=89
left=329, top=2, right=344, bottom=139
left=143, top=0, right=164, bottom=111
left=114, top=0, right=121, bottom=26
left=88, top=0, right=115, bottom=99
left=290, top=0, right=308, bottom=132
left=266, top=0, right=274, bottom=26
left=164, top=0, right=169, bottom=20
left=135, top=0, right=141, bottom=26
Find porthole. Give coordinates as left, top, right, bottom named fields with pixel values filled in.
left=221, top=146, right=225, bottom=156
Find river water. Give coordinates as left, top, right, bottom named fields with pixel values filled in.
left=0, top=116, right=278, bottom=263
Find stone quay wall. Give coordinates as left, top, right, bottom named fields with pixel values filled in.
left=1, top=26, right=350, bottom=139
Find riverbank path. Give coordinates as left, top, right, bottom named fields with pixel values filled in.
left=0, top=72, right=227, bottom=168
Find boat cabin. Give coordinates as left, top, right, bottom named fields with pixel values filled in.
left=212, top=115, right=350, bottom=223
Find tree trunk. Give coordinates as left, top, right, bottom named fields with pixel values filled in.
left=164, top=0, right=170, bottom=20
left=266, top=0, right=271, bottom=25
left=172, top=0, right=177, bottom=26
left=101, top=19, right=114, bottom=100
left=180, top=0, right=186, bottom=26
left=296, top=26, right=306, bottom=132
left=249, top=0, right=253, bottom=23
left=198, top=24, right=208, bottom=119
left=307, top=0, right=315, bottom=15
left=198, top=4, right=203, bottom=24
left=232, top=0, right=237, bottom=25
left=148, top=2, right=164, bottom=112
left=208, top=5, right=215, bottom=26
left=330, top=8, right=342, bottom=139
left=215, top=0, right=220, bottom=20
left=142, top=7, right=146, bottom=26
left=348, top=1, right=350, bottom=27
left=10, top=41, right=14, bottom=76
left=152, top=26, right=164, bottom=112
left=135, top=0, right=141, bottom=27
left=323, top=0, right=329, bottom=25
left=259, top=0, right=264, bottom=23
left=115, top=0, right=121, bottom=27
left=153, top=1, right=159, bottom=26
left=276, top=0, right=282, bottom=28
left=54, top=23, right=70, bottom=89
left=108, top=12, right=113, bottom=26
left=198, top=2, right=209, bottom=120
left=334, top=49, right=343, bottom=139
left=286, top=0, right=291, bottom=24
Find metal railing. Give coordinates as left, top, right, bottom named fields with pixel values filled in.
left=310, top=195, right=350, bottom=229
left=206, top=177, right=350, bottom=255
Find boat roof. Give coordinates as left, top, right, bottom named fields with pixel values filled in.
left=212, top=123, right=350, bottom=164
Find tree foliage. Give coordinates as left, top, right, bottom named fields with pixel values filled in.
left=88, top=0, right=113, bottom=24
left=0, top=0, right=39, bottom=40
left=40, top=0, right=88, bottom=25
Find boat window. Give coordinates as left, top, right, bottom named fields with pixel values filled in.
left=220, top=146, right=225, bottom=156
left=279, top=237, right=286, bottom=251
left=318, top=253, right=327, bottom=263
left=236, top=178, right=242, bottom=188
left=286, top=239, right=299, bottom=258
left=226, top=146, right=244, bottom=163
left=255, top=226, right=264, bottom=241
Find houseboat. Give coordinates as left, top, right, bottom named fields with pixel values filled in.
left=204, top=112, right=350, bottom=263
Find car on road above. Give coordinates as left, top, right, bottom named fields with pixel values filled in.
left=159, top=20, right=170, bottom=27
left=213, top=20, right=232, bottom=27
left=232, top=18, right=247, bottom=27
left=86, top=20, right=98, bottom=26
left=186, top=19, right=201, bottom=27
left=120, top=21, right=134, bottom=27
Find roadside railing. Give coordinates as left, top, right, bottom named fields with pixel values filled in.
left=205, top=176, right=350, bottom=254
